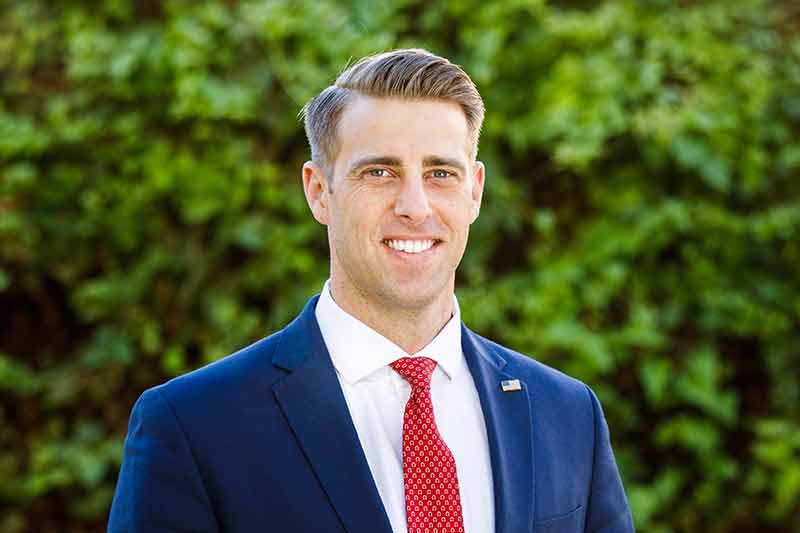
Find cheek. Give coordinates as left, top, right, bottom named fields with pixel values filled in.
left=334, top=206, right=377, bottom=244
left=438, top=195, right=475, bottom=225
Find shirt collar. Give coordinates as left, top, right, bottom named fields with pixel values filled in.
left=315, top=280, right=464, bottom=384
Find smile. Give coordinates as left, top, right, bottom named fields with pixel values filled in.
left=383, top=239, right=438, bottom=254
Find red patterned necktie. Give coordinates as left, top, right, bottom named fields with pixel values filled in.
left=390, top=357, right=465, bottom=533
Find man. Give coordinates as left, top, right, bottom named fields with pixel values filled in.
left=109, top=49, right=634, bottom=532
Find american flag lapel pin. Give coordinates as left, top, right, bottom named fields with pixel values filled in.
left=501, top=379, right=522, bottom=392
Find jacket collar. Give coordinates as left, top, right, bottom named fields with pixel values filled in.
left=271, top=295, right=394, bottom=533
left=461, top=326, right=535, bottom=532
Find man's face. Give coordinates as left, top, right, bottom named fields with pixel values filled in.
left=303, top=96, right=485, bottom=312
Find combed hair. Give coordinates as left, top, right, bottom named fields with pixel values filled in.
left=300, top=49, right=485, bottom=177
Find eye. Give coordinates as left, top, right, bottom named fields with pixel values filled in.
left=366, top=168, right=390, bottom=178
left=431, top=169, right=453, bottom=178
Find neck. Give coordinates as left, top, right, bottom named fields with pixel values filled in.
left=328, top=279, right=454, bottom=355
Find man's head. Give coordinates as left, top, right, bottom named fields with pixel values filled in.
left=302, top=49, right=485, bottom=179
left=301, top=49, right=486, bottom=318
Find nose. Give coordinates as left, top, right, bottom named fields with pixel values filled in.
left=393, top=176, right=432, bottom=224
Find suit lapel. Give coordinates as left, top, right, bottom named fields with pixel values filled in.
left=462, top=325, right=535, bottom=533
left=271, top=297, right=393, bottom=533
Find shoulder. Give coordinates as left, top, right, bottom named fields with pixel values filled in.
left=474, top=331, right=590, bottom=393
left=467, top=330, right=599, bottom=426
left=132, top=295, right=322, bottom=428
left=140, top=327, right=288, bottom=417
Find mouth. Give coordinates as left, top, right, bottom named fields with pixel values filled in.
left=381, top=238, right=441, bottom=254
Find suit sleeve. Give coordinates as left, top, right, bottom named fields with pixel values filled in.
left=584, top=385, right=635, bottom=532
left=108, top=387, right=219, bottom=532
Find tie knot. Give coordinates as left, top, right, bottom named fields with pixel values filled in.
left=390, top=357, right=437, bottom=389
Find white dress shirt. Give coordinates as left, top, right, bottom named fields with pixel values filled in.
left=315, top=281, right=495, bottom=533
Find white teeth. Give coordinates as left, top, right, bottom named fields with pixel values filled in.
left=385, top=239, right=435, bottom=254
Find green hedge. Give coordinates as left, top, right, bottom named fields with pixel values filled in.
left=2, top=1, right=799, bottom=531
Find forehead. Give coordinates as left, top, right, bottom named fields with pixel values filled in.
left=334, top=96, right=471, bottom=171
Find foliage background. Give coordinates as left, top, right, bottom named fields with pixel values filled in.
left=2, top=0, right=799, bottom=531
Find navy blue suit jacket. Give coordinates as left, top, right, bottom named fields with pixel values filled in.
left=109, top=296, right=634, bottom=532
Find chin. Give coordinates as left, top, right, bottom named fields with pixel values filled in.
left=384, top=280, right=448, bottom=309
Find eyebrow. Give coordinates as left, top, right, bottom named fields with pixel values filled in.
left=346, top=155, right=467, bottom=175
left=346, top=156, right=403, bottom=175
left=422, top=156, right=467, bottom=175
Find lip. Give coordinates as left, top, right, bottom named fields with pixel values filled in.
left=381, top=235, right=444, bottom=242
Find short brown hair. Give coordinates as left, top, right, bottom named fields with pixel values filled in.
left=301, top=49, right=485, bottom=177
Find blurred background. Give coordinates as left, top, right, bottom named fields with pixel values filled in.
left=1, top=0, right=799, bottom=531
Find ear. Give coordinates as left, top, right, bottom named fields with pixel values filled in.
left=302, top=161, right=330, bottom=225
left=469, top=161, right=486, bottom=223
